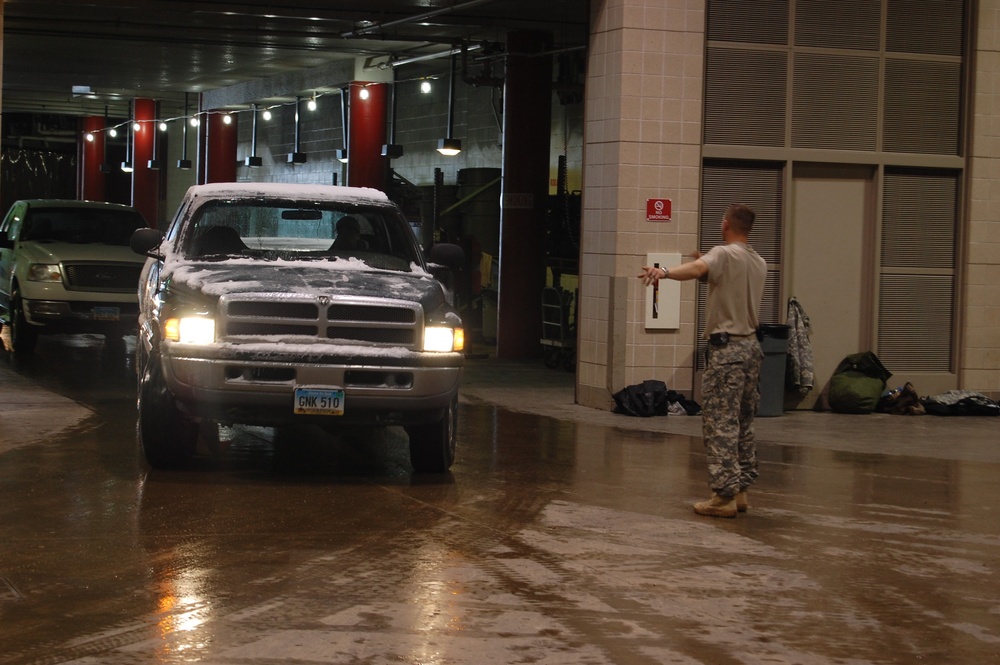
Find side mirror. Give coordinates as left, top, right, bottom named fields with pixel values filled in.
left=427, top=242, right=465, bottom=272
left=130, top=228, right=165, bottom=258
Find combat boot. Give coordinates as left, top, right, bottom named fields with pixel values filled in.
left=735, top=490, right=749, bottom=513
left=693, top=493, right=738, bottom=518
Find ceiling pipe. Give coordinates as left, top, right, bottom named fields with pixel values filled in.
left=382, top=43, right=482, bottom=69
left=341, top=0, right=500, bottom=38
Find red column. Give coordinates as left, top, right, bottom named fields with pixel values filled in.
left=347, top=82, right=388, bottom=189
left=131, top=98, right=159, bottom=227
left=78, top=116, right=106, bottom=202
left=204, top=111, right=238, bottom=184
left=497, top=32, right=553, bottom=359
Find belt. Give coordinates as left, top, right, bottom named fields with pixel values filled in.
left=708, top=331, right=757, bottom=346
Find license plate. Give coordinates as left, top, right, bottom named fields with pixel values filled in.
left=294, top=386, right=345, bottom=416
left=92, top=306, right=120, bottom=321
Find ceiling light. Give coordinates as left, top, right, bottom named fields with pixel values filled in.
left=190, top=116, right=199, bottom=127
left=437, top=55, right=462, bottom=157
left=222, top=113, right=233, bottom=125
left=85, top=133, right=95, bottom=142
left=420, top=81, right=432, bottom=94
left=178, top=92, right=193, bottom=170
left=436, top=138, right=462, bottom=156
left=307, top=95, right=318, bottom=111
left=133, top=122, right=141, bottom=132
left=108, top=128, right=118, bottom=138
left=262, top=109, right=272, bottom=121
left=359, top=88, right=370, bottom=101
left=288, top=96, right=308, bottom=164
left=245, top=103, right=263, bottom=167
left=158, top=122, right=168, bottom=132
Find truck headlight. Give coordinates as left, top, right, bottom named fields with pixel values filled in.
left=424, top=326, right=464, bottom=353
left=164, top=316, right=216, bottom=344
left=28, top=264, right=62, bottom=282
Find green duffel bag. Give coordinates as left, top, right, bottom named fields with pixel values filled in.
left=828, top=352, right=892, bottom=414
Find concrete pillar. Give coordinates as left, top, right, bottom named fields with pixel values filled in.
left=78, top=116, right=106, bottom=202
left=204, top=111, right=238, bottom=184
left=496, top=31, right=553, bottom=359
left=346, top=82, right=388, bottom=189
left=131, top=98, right=159, bottom=227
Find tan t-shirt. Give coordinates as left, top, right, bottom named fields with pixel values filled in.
left=699, top=242, right=767, bottom=338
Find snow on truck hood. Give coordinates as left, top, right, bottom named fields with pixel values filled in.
left=165, top=257, right=447, bottom=308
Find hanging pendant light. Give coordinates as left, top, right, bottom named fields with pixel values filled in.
left=245, top=103, right=263, bottom=167
left=436, top=54, right=462, bottom=156
left=121, top=100, right=134, bottom=172
left=177, top=92, right=192, bottom=170
left=287, top=96, right=307, bottom=164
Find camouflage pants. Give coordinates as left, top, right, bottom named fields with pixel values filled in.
left=701, top=337, right=764, bottom=497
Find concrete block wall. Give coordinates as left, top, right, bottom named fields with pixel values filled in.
left=232, top=79, right=520, bottom=189
left=578, top=0, right=706, bottom=409
left=967, top=0, right=1000, bottom=399
left=231, top=72, right=583, bottom=194
left=234, top=99, right=346, bottom=185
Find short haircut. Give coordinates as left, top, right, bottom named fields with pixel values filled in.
left=725, top=203, right=755, bottom=234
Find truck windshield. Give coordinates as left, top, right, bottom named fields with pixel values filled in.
left=183, top=202, right=421, bottom=271
left=22, top=207, right=146, bottom=245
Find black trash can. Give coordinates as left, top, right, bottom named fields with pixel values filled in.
left=757, top=323, right=790, bottom=417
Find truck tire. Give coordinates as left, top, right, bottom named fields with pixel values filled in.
left=11, top=291, right=38, bottom=354
left=137, top=352, right=198, bottom=469
left=406, top=397, right=457, bottom=473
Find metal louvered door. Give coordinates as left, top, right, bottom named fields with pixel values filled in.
left=876, top=170, right=958, bottom=396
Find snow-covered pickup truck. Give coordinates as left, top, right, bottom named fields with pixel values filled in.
left=130, top=183, right=465, bottom=472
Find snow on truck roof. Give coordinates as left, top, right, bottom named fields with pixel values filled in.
left=185, top=182, right=391, bottom=205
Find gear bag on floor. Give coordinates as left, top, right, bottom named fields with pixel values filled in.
left=828, top=352, right=892, bottom=414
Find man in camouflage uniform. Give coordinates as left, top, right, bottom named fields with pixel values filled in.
left=639, top=203, right=767, bottom=517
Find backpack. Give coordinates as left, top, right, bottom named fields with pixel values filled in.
left=612, top=380, right=669, bottom=417
left=828, top=352, right=892, bottom=414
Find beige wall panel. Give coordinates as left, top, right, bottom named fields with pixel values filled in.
left=789, top=165, right=873, bottom=408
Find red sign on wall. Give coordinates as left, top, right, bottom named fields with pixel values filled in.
left=646, top=198, right=672, bottom=222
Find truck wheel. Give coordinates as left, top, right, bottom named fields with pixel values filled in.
left=137, top=352, right=198, bottom=469
left=406, top=397, right=457, bottom=473
left=10, top=291, right=38, bottom=354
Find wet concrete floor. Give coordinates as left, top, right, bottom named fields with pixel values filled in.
left=1, top=333, right=998, bottom=664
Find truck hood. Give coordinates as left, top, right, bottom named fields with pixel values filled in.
left=20, top=241, right=146, bottom=264
left=165, top=259, right=449, bottom=311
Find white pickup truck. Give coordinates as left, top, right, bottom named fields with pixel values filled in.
left=0, top=199, right=148, bottom=353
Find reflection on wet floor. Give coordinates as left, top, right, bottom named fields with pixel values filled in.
left=1, top=333, right=999, bottom=664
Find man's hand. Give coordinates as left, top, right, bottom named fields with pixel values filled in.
left=638, top=265, right=664, bottom=287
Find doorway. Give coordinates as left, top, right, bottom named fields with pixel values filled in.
left=788, top=163, right=876, bottom=409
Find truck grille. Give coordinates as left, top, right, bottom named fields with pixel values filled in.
left=221, top=296, right=421, bottom=349
left=63, top=262, right=143, bottom=292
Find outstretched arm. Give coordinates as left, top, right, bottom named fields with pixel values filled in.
left=638, top=258, right=708, bottom=286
